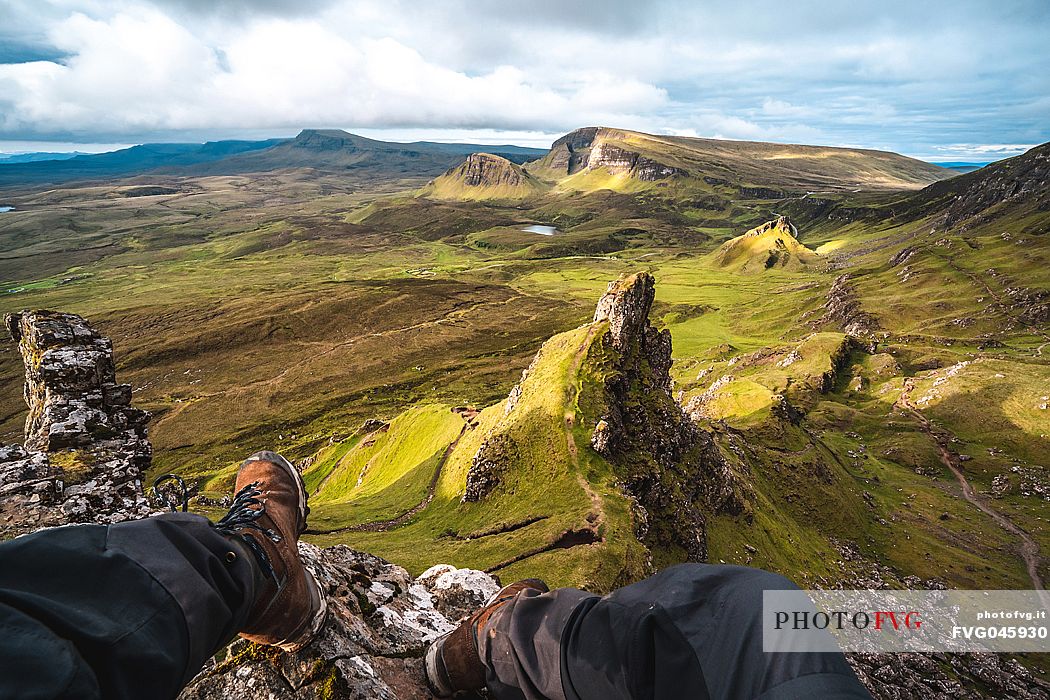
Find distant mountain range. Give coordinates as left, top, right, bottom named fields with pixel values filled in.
left=934, top=162, right=993, bottom=174
left=0, top=152, right=89, bottom=164
left=0, top=127, right=960, bottom=193
left=0, top=130, right=548, bottom=188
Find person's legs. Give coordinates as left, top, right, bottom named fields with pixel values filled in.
left=0, top=450, right=325, bottom=700
left=558, top=564, right=871, bottom=700
left=0, top=514, right=256, bottom=700
left=429, top=563, right=872, bottom=700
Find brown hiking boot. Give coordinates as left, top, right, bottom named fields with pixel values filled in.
left=424, top=578, right=549, bottom=697
left=215, top=450, right=327, bottom=651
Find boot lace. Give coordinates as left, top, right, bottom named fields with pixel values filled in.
left=152, top=474, right=190, bottom=512
left=215, top=482, right=283, bottom=583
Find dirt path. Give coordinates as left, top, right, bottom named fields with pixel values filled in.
left=899, top=379, right=1045, bottom=591
left=305, top=419, right=469, bottom=534
left=566, top=324, right=606, bottom=525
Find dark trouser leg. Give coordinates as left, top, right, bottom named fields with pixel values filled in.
left=479, top=564, right=872, bottom=700
left=0, top=513, right=256, bottom=700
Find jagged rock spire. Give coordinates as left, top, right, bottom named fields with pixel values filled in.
left=593, top=271, right=658, bottom=352
left=7, top=311, right=149, bottom=453
left=0, top=310, right=151, bottom=536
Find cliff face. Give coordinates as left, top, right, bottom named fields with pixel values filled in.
left=423, top=152, right=542, bottom=200
left=0, top=311, right=152, bottom=536
left=542, top=127, right=684, bottom=181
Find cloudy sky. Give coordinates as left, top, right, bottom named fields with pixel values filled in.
left=1, top=0, right=1048, bottom=161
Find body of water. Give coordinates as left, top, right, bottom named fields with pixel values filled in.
left=0, top=206, right=14, bottom=213
left=522, top=224, right=557, bottom=235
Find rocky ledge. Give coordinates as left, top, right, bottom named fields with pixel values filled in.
left=818, top=273, right=881, bottom=339
left=181, top=546, right=498, bottom=699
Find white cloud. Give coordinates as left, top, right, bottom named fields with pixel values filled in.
left=929, top=143, right=1037, bottom=159
left=0, top=8, right=670, bottom=139
left=0, top=0, right=1047, bottom=159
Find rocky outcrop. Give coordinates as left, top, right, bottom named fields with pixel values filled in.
left=462, top=434, right=513, bottom=503
left=682, top=375, right=734, bottom=421
left=850, top=651, right=1050, bottom=700
left=424, top=152, right=541, bottom=200
left=589, top=273, right=745, bottom=560
left=819, top=274, right=881, bottom=338
left=0, top=311, right=152, bottom=537
left=180, top=546, right=499, bottom=700
left=714, top=216, right=819, bottom=272
left=593, top=271, right=669, bottom=363
left=444, top=153, right=530, bottom=188
left=888, top=246, right=917, bottom=268
left=8, top=311, right=150, bottom=454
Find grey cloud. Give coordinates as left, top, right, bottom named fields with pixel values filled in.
left=0, top=39, right=69, bottom=64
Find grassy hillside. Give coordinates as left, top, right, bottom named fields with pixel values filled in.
left=421, top=153, right=547, bottom=201
left=302, top=322, right=652, bottom=591
left=713, top=215, right=821, bottom=272
left=529, top=126, right=952, bottom=193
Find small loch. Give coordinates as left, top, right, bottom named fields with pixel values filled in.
left=0, top=206, right=14, bottom=213
left=522, top=224, right=557, bottom=236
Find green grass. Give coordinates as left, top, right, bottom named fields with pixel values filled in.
left=307, top=405, right=464, bottom=526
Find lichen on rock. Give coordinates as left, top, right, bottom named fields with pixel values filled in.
left=1, top=310, right=152, bottom=537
